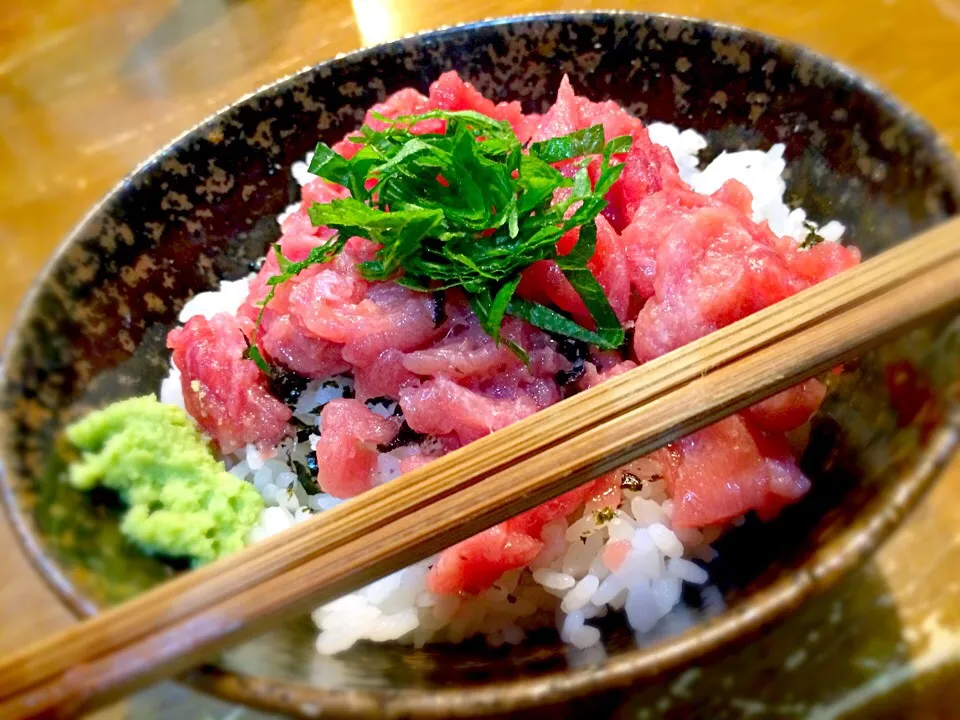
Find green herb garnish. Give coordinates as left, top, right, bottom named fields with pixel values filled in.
left=799, top=220, right=825, bottom=250
left=293, top=460, right=320, bottom=496
left=593, top=506, right=616, bottom=524
left=245, top=110, right=631, bottom=373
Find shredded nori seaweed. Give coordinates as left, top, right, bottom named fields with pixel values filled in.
left=620, top=472, right=642, bottom=492
left=270, top=370, right=309, bottom=409
left=377, top=421, right=428, bottom=452
left=556, top=357, right=586, bottom=386
left=553, top=334, right=589, bottom=386
left=431, top=289, right=447, bottom=327
left=288, top=416, right=319, bottom=443
left=554, top=335, right=590, bottom=363
left=366, top=397, right=403, bottom=416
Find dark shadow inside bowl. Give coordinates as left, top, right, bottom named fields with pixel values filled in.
left=2, top=12, right=959, bottom=717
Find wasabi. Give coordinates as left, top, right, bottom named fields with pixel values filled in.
left=66, top=395, right=263, bottom=564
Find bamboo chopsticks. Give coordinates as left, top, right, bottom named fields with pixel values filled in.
left=2, top=216, right=960, bottom=719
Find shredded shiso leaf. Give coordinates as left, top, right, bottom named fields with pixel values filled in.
left=246, top=111, right=631, bottom=372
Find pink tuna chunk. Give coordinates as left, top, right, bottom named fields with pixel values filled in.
left=259, top=314, right=350, bottom=379
left=742, top=379, right=827, bottom=433
left=332, top=88, right=435, bottom=158
left=167, top=313, right=291, bottom=454
left=353, top=348, right=419, bottom=401
left=529, top=75, right=645, bottom=145
left=620, top=180, right=748, bottom=300
left=625, top=178, right=858, bottom=527
left=632, top=204, right=859, bottom=363
left=399, top=377, right=540, bottom=445
left=427, top=478, right=606, bottom=595
left=426, top=70, right=531, bottom=142
left=594, top=127, right=682, bottom=232
left=577, top=359, right=638, bottom=391
left=289, top=279, right=438, bottom=367
left=237, top=235, right=376, bottom=380
left=529, top=75, right=581, bottom=143
left=401, top=314, right=543, bottom=382
left=426, top=523, right=544, bottom=595
left=313, top=399, right=401, bottom=498
left=663, top=415, right=811, bottom=528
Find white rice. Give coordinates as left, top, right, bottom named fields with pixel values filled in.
left=163, top=124, right=844, bottom=656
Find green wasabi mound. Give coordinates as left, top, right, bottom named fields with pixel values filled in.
left=65, top=395, right=263, bottom=565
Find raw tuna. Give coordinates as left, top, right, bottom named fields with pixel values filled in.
left=427, top=71, right=531, bottom=141
left=404, top=332, right=520, bottom=381
left=237, top=239, right=377, bottom=381
left=167, top=313, right=291, bottom=454
left=585, top=472, right=622, bottom=514
left=277, top=179, right=350, bottom=260
left=428, top=478, right=606, bottom=594
left=289, top=279, right=438, bottom=368
left=625, top=188, right=856, bottom=528
left=259, top=314, right=350, bottom=379
left=399, top=377, right=540, bottom=444
left=621, top=180, right=758, bottom=300
left=313, top=399, right=401, bottom=498
left=353, top=349, right=418, bottom=401
left=506, top=479, right=605, bottom=537
left=577, top=359, right=638, bottom=391
left=530, top=75, right=581, bottom=142
left=632, top=204, right=860, bottom=363
left=742, top=379, right=827, bottom=433
left=529, top=75, right=645, bottom=144
left=526, top=76, right=679, bottom=231
left=333, top=72, right=533, bottom=162
left=426, top=523, right=544, bottom=595
left=402, top=315, right=554, bottom=382
left=664, top=415, right=811, bottom=528
left=598, top=128, right=682, bottom=231
left=332, top=88, right=434, bottom=158
left=517, top=215, right=632, bottom=325
left=398, top=452, right=436, bottom=474
left=287, top=267, right=372, bottom=344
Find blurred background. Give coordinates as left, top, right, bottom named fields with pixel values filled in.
left=2, top=1, right=960, bottom=717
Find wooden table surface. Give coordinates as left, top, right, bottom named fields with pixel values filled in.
left=2, top=1, right=960, bottom=718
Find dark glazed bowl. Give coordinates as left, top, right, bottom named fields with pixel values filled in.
left=2, top=11, right=959, bottom=719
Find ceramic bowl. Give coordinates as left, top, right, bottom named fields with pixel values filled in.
left=2, top=12, right=959, bottom=719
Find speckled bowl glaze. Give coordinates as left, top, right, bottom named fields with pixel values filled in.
left=2, top=12, right=959, bottom=719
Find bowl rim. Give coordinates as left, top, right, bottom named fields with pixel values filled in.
left=2, top=9, right=959, bottom=718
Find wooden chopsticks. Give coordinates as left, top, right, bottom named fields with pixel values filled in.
left=2, top=216, right=960, bottom=719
